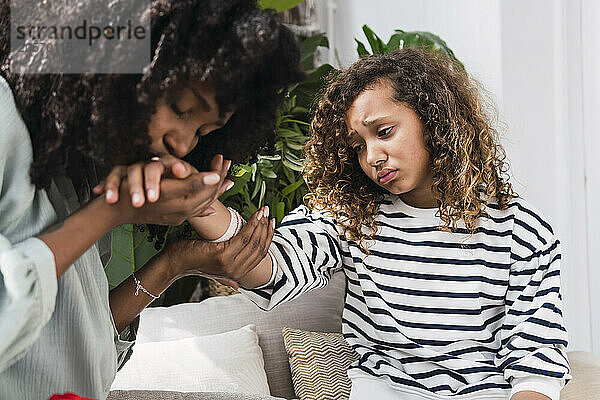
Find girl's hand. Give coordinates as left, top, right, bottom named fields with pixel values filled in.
left=93, top=154, right=233, bottom=212
left=164, top=207, right=275, bottom=283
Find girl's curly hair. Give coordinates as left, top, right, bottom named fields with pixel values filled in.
left=304, top=48, right=515, bottom=249
left=0, top=0, right=303, bottom=189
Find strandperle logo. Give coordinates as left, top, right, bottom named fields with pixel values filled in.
left=15, top=19, right=147, bottom=47
left=10, top=0, right=150, bottom=74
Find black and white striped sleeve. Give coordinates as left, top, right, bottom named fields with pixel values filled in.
left=495, top=208, right=570, bottom=400
left=240, top=205, right=346, bottom=310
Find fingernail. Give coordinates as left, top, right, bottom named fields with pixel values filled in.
left=225, top=182, right=234, bottom=191
left=147, top=189, right=157, bottom=201
left=271, top=219, right=275, bottom=229
left=132, top=192, right=142, bottom=205
left=203, top=173, right=220, bottom=185
left=226, top=160, right=232, bottom=171
left=264, top=205, right=270, bottom=218
left=106, top=190, right=115, bottom=202
left=257, top=209, right=263, bottom=220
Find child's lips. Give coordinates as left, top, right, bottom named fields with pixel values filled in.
left=378, top=169, right=397, bottom=184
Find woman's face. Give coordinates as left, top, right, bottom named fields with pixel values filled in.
left=146, top=81, right=234, bottom=158
left=345, top=81, right=435, bottom=208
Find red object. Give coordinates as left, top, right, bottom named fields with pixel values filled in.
left=49, top=394, right=96, bottom=400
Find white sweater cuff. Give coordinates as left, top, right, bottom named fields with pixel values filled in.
left=510, top=376, right=563, bottom=400
left=14, top=237, right=58, bottom=324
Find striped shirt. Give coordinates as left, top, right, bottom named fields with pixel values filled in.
left=241, top=195, right=570, bottom=399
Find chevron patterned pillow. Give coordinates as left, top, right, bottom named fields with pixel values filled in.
left=282, top=328, right=358, bottom=400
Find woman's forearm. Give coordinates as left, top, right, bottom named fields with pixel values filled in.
left=187, top=200, right=231, bottom=240
left=37, top=197, right=121, bottom=278
left=109, top=251, right=178, bottom=332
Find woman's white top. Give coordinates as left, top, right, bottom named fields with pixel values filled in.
left=0, top=76, right=133, bottom=400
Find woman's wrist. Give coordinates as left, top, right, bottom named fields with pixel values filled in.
left=161, top=239, right=203, bottom=280
left=91, top=195, right=130, bottom=228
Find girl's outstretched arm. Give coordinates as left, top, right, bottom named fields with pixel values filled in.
left=239, top=204, right=347, bottom=311
left=188, top=201, right=276, bottom=289
left=187, top=199, right=234, bottom=240
left=511, top=391, right=551, bottom=400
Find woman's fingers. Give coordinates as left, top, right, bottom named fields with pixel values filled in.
left=209, top=154, right=224, bottom=175
left=207, top=155, right=232, bottom=201
left=265, top=217, right=275, bottom=255
left=144, top=160, right=166, bottom=203
left=216, top=160, right=233, bottom=197
left=103, top=166, right=127, bottom=204
left=154, top=172, right=223, bottom=219
left=217, top=179, right=235, bottom=199
left=127, top=163, right=146, bottom=207
left=234, top=207, right=271, bottom=273
left=92, top=180, right=105, bottom=195
left=158, top=154, right=200, bottom=179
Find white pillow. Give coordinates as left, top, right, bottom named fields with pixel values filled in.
left=136, top=295, right=256, bottom=344
left=111, top=324, right=270, bottom=395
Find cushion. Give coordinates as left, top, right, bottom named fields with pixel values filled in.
left=111, top=325, right=270, bottom=396
left=281, top=328, right=358, bottom=400
left=137, top=272, right=346, bottom=399
left=108, top=390, right=285, bottom=400
left=560, top=351, right=600, bottom=400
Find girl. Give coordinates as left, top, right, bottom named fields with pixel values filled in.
left=189, top=48, right=570, bottom=399
left=0, top=0, right=297, bottom=398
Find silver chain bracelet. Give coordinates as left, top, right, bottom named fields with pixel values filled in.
left=132, top=272, right=160, bottom=300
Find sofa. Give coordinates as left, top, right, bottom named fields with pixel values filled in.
left=108, top=272, right=600, bottom=400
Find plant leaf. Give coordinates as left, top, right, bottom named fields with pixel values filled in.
left=362, top=25, right=386, bottom=54
left=281, top=178, right=305, bottom=195
left=276, top=201, right=285, bottom=225
left=293, top=63, right=336, bottom=109
left=386, top=33, right=403, bottom=52
left=261, top=169, right=277, bottom=179
left=355, top=39, right=370, bottom=58
left=300, top=33, right=329, bottom=70
left=259, top=180, right=267, bottom=207
left=282, top=158, right=303, bottom=172
left=257, top=0, right=304, bottom=12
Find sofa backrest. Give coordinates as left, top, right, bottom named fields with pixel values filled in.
left=137, top=272, right=347, bottom=399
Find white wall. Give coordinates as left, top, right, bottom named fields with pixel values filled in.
left=319, top=0, right=599, bottom=354
left=581, top=0, right=600, bottom=355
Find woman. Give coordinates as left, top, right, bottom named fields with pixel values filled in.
left=0, top=0, right=301, bottom=398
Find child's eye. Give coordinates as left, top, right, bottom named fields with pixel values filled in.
left=377, top=126, right=393, bottom=137
left=352, top=144, right=365, bottom=153
left=171, top=103, right=192, bottom=120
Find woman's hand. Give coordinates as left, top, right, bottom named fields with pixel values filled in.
left=93, top=154, right=233, bottom=211
left=163, top=207, right=275, bottom=283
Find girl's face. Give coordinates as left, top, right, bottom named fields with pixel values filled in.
left=146, top=81, right=234, bottom=158
left=345, top=81, right=436, bottom=208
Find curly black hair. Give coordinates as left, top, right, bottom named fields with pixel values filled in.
left=0, top=0, right=303, bottom=189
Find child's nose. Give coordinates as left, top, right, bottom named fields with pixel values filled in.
left=366, top=144, right=386, bottom=167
